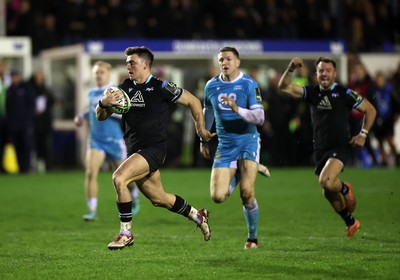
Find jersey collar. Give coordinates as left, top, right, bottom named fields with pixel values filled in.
left=133, top=74, right=153, bottom=85
left=319, top=82, right=337, bottom=91
left=219, top=71, right=243, bottom=83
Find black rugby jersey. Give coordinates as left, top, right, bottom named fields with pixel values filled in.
left=118, top=75, right=183, bottom=153
left=302, top=83, right=364, bottom=151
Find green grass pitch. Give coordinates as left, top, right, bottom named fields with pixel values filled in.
left=0, top=167, right=399, bottom=279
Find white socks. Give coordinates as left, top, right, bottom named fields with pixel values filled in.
left=87, top=197, right=98, bottom=213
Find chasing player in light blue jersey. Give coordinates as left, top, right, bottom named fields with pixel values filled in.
left=200, top=47, right=265, bottom=249
left=74, top=61, right=139, bottom=221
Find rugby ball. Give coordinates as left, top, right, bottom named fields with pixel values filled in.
left=106, top=86, right=131, bottom=114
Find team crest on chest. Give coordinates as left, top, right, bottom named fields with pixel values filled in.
left=131, top=91, right=145, bottom=107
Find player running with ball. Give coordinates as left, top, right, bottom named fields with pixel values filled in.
left=96, top=46, right=215, bottom=250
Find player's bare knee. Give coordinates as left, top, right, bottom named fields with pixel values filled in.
left=86, top=169, right=96, bottom=181
left=211, top=192, right=227, bottom=204
left=240, top=189, right=253, bottom=202
left=112, top=171, right=126, bottom=192
left=319, top=176, right=334, bottom=190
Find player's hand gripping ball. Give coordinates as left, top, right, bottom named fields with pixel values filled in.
left=106, top=86, right=131, bottom=114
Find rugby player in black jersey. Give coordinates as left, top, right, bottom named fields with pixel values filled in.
left=278, top=57, right=376, bottom=238
left=96, top=46, right=216, bottom=249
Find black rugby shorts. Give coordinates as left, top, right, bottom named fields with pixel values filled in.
left=314, top=148, right=350, bottom=176
left=129, top=143, right=167, bottom=173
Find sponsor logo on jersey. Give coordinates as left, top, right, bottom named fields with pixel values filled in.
left=317, top=96, right=332, bottom=110
left=129, top=88, right=133, bottom=92
left=164, top=82, right=181, bottom=96
left=145, top=87, right=154, bottom=92
left=131, top=91, right=145, bottom=107
left=348, top=89, right=363, bottom=103
left=234, top=85, right=242, bottom=91
left=255, top=87, right=262, bottom=102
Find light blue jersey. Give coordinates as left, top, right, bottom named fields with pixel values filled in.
left=204, top=72, right=264, bottom=167
left=87, top=85, right=126, bottom=161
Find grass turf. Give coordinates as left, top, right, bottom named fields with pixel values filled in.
left=0, top=168, right=399, bottom=279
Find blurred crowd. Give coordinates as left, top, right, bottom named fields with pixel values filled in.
left=5, top=0, right=400, bottom=55
left=2, top=0, right=400, bottom=173
left=0, top=62, right=57, bottom=174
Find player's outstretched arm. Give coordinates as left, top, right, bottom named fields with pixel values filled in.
left=278, top=57, right=304, bottom=98
left=177, top=89, right=216, bottom=142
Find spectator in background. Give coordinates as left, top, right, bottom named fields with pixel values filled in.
left=33, top=13, right=60, bottom=55
left=5, top=0, right=400, bottom=55
left=29, top=69, right=56, bottom=173
left=181, top=0, right=202, bottom=39
left=247, top=66, right=270, bottom=165
left=368, top=71, right=400, bottom=166
left=104, top=0, right=125, bottom=38
left=363, top=3, right=383, bottom=52
left=260, top=0, right=281, bottom=38
left=122, top=0, right=144, bottom=38
left=391, top=62, right=400, bottom=94
left=194, top=13, right=218, bottom=39
left=83, top=0, right=104, bottom=39
left=230, top=0, right=263, bottom=39
left=143, top=0, right=165, bottom=38
left=7, top=0, right=35, bottom=38
left=278, top=2, right=299, bottom=39
left=62, top=0, right=86, bottom=45
left=298, top=0, right=328, bottom=39
left=0, top=62, right=8, bottom=173
left=374, top=0, right=393, bottom=46
left=264, top=69, right=295, bottom=166
left=290, top=63, right=314, bottom=166
left=6, top=70, right=36, bottom=173
left=347, top=18, right=367, bottom=53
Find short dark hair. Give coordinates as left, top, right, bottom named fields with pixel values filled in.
left=219, top=46, right=240, bottom=59
left=124, top=46, right=154, bottom=68
left=314, top=57, right=336, bottom=69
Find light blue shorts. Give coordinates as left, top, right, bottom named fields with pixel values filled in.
left=89, top=138, right=126, bottom=162
left=213, top=134, right=260, bottom=168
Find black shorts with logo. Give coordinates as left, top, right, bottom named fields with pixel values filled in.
left=314, top=148, right=351, bottom=176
